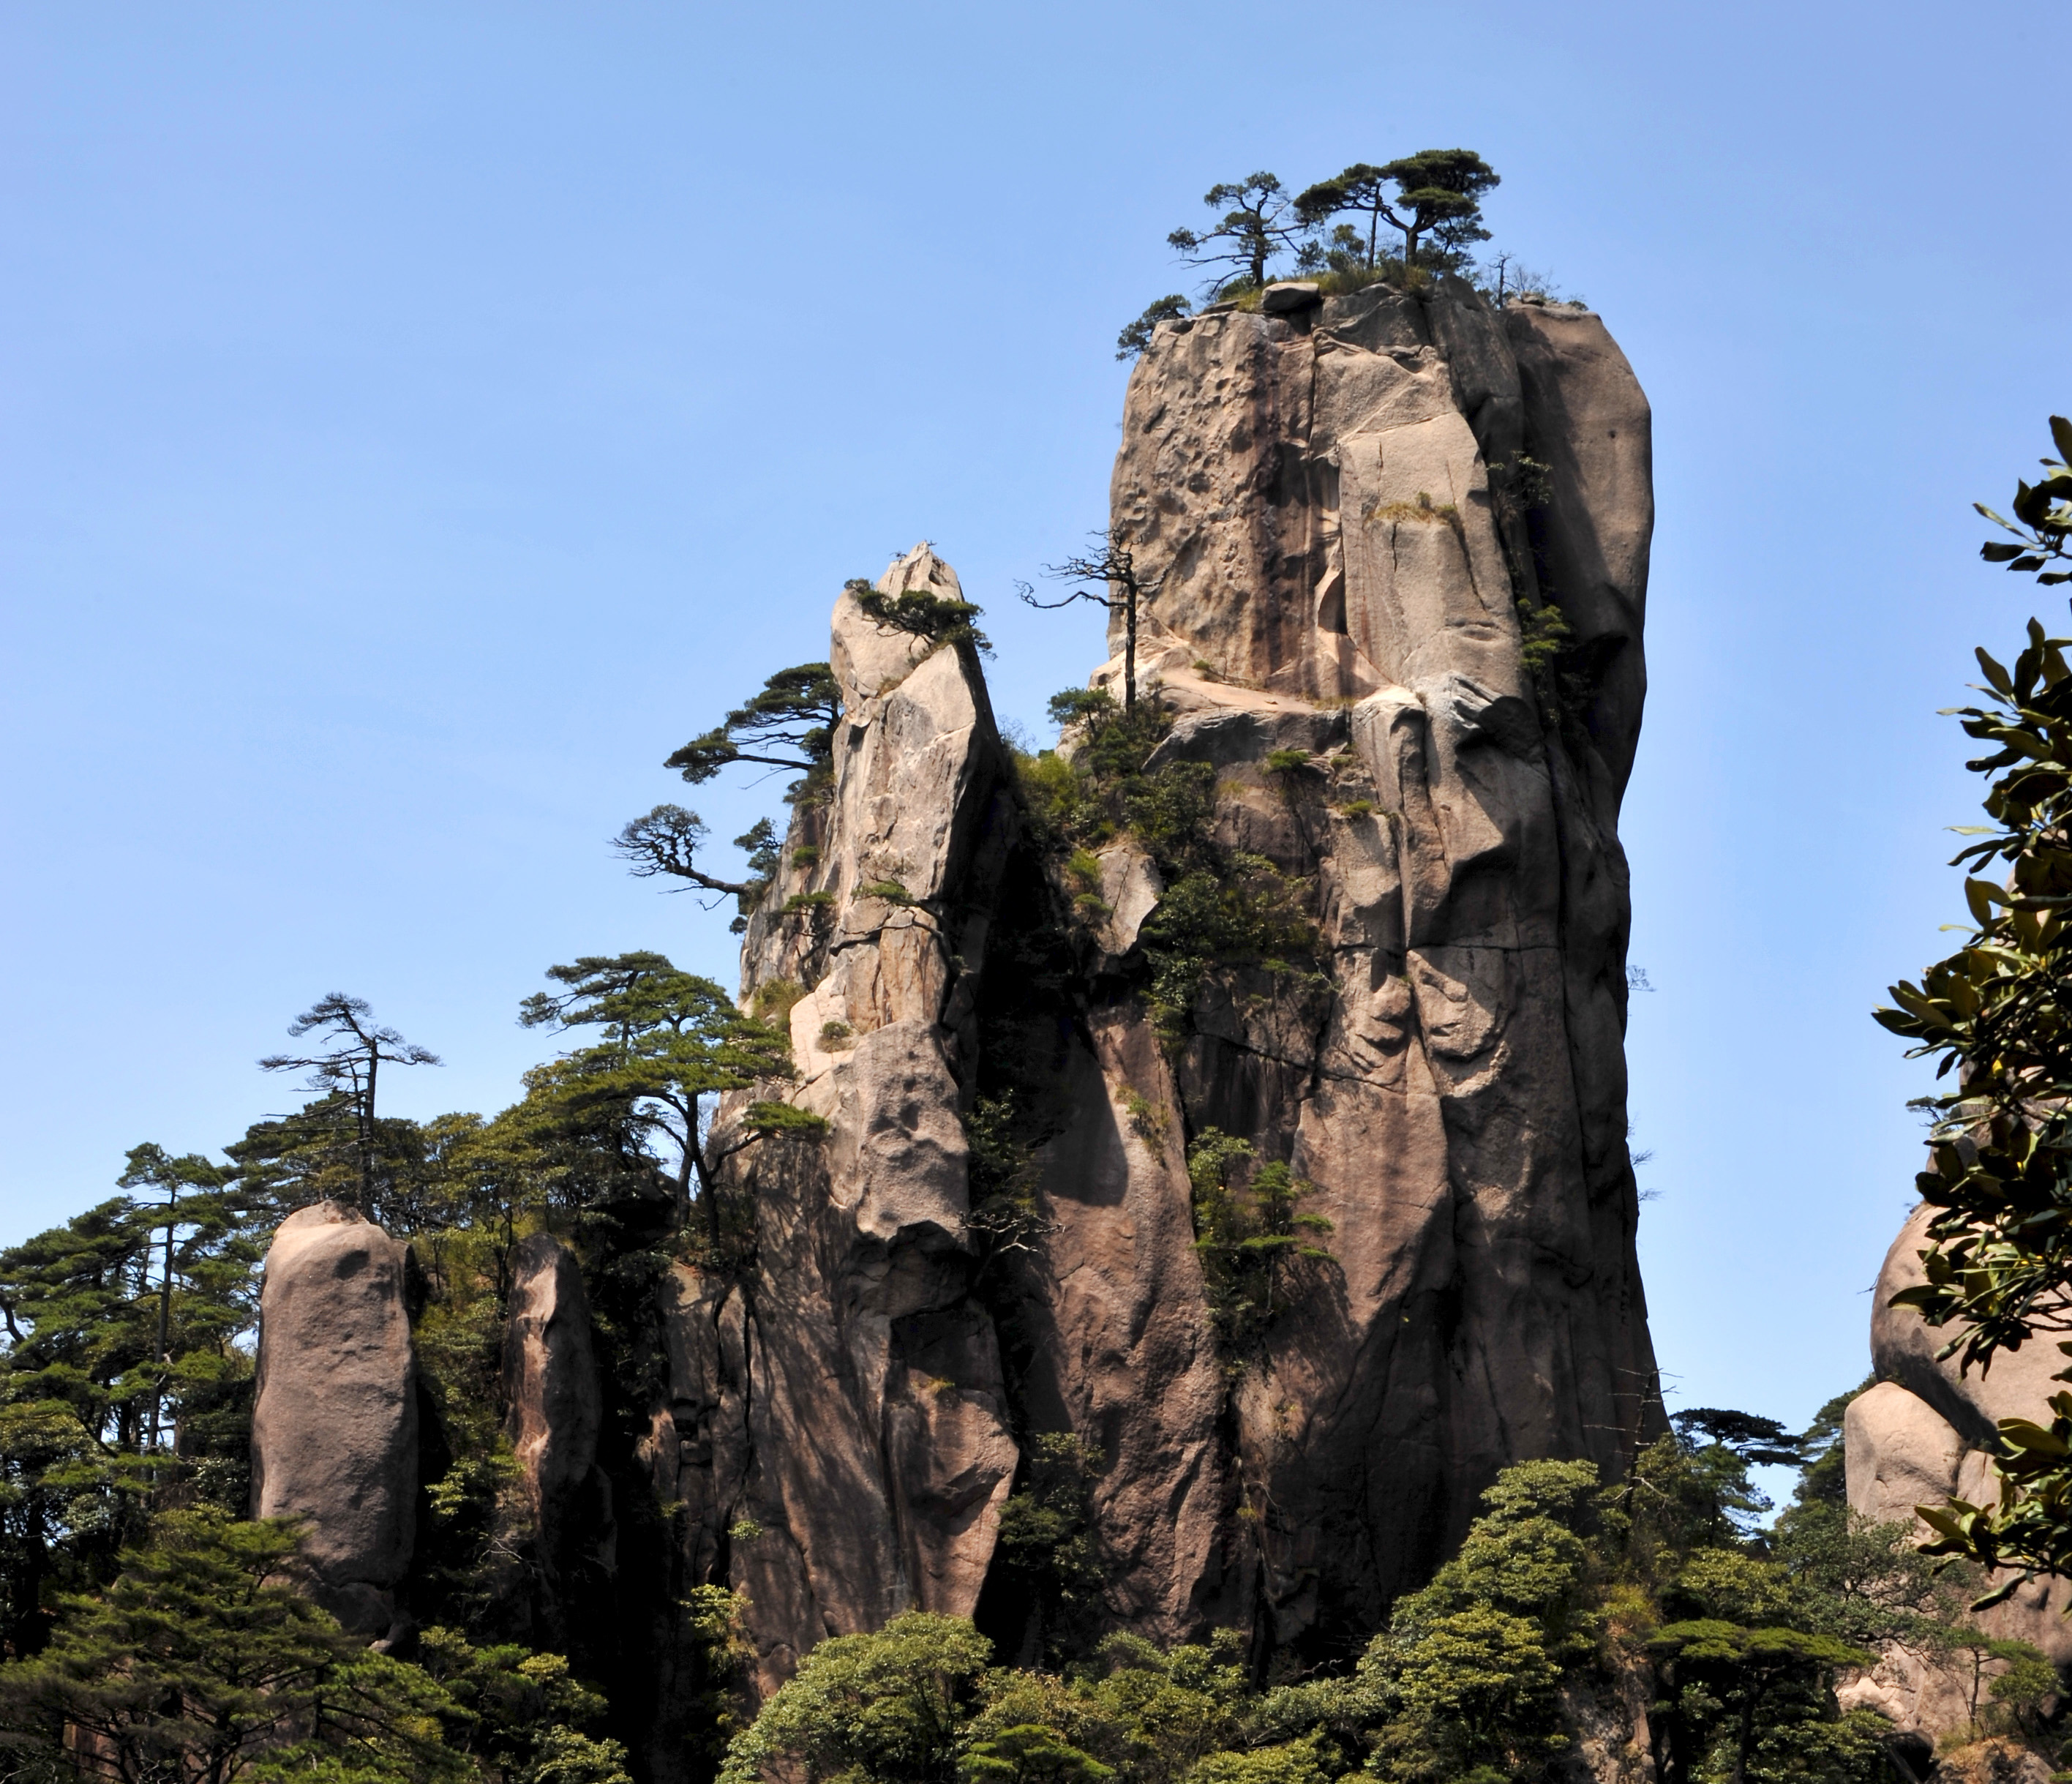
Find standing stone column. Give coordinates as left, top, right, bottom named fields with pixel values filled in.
left=250, top=1201, right=418, bottom=1644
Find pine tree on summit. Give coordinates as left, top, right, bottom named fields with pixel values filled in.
left=1296, top=151, right=1499, bottom=271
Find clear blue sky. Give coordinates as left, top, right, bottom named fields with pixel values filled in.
left=4, top=1, right=2063, bottom=1453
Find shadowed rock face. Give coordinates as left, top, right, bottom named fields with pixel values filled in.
left=503, top=1232, right=607, bottom=1612
left=656, top=280, right=1664, bottom=1695
left=251, top=1202, right=418, bottom=1644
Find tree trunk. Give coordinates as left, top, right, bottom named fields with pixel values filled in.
left=148, top=1193, right=175, bottom=1456
left=361, top=1050, right=379, bottom=1214
left=683, top=1129, right=718, bottom=1250
left=1124, top=592, right=1137, bottom=712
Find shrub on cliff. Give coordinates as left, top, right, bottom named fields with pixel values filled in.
left=1013, top=689, right=1319, bottom=1045
left=1185, top=1129, right=1333, bottom=1359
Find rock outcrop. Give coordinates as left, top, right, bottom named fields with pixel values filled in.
left=1844, top=1206, right=2072, bottom=1678
left=250, top=1202, right=419, bottom=1644
left=656, top=277, right=1664, bottom=1690
left=241, top=282, right=1668, bottom=1746
left=647, top=547, right=1022, bottom=1690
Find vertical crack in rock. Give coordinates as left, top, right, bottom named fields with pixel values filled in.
left=656, top=548, right=1021, bottom=1696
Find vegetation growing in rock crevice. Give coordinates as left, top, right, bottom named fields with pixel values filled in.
left=846, top=575, right=993, bottom=658
left=1185, top=1130, right=1333, bottom=1363
left=1013, top=689, right=1318, bottom=1046
left=0, top=1507, right=637, bottom=1783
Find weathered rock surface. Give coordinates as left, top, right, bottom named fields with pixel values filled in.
left=1843, top=1379, right=1964, bottom=1527
left=1871, top=1204, right=2071, bottom=1450
left=503, top=1232, right=606, bottom=1593
left=646, top=548, right=1021, bottom=1693
left=251, top=1202, right=418, bottom=1643
left=652, top=278, right=1664, bottom=1693
left=239, top=280, right=1670, bottom=1760
left=1095, top=280, right=1663, bottom=1640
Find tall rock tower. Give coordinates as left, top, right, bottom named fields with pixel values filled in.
left=655, top=275, right=1665, bottom=1701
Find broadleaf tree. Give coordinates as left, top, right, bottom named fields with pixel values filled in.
left=1872, top=418, right=2072, bottom=1594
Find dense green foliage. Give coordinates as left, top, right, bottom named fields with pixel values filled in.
left=725, top=1432, right=2049, bottom=1784
left=0, top=942, right=799, bottom=1774
left=0, top=1510, right=631, bottom=1783
left=1184, top=1131, right=1332, bottom=1360
left=1872, top=419, right=2072, bottom=1593
left=0, top=1162, right=264, bottom=1658
left=517, top=953, right=795, bottom=1242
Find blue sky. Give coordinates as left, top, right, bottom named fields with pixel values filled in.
left=3, top=1, right=2064, bottom=1449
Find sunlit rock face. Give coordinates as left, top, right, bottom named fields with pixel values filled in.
left=251, top=1201, right=419, bottom=1645
left=657, top=277, right=1666, bottom=1695
left=650, top=548, right=1021, bottom=1698
left=1086, top=283, right=1663, bottom=1645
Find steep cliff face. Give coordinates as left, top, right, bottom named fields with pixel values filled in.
left=647, top=549, right=1022, bottom=1694
left=1094, top=280, right=1657, bottom=1645
left=655, top=279, right=1664, bottom=1690
left=503, top=1231, right=612, bottom=1634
